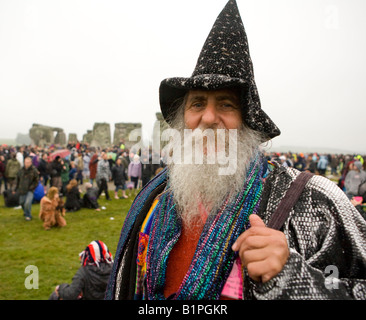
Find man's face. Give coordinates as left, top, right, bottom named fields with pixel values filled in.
left=169, top=89, right=264, bottom=224
left=24, top=158, right=32, bottom=169
left=184, top=89, right=242, bottom=130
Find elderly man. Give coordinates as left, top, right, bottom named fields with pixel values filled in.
left=106, top=1, right=366, bottom=300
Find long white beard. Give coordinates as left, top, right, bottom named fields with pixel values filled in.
left=167, top=121, right=263, bottom=227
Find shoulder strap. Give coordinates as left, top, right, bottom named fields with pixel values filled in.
left=267, top=171, right=314, bottom=230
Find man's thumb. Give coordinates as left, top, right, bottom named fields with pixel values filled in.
left=249, top=214, right=266, bottom=228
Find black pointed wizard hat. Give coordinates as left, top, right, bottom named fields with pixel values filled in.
left=159, top=0, right=280, bottom=140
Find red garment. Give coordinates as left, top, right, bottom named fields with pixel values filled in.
left=164, top=218, right=204, bottom=298
left=163, top=206, right=237, bottom=300
left=89, top=154, right=98, bottom=179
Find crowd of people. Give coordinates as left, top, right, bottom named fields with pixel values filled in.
left=1, top=142, right=365, bottom=223
left=0, top=142, right=164, bottom=299
left=0, top=142, right=160, bottom=299
left=0, top=141, right=163, bottom=225
left=269, top=150, right=365, bottom=175
left=267, top=151, right=366, bottom=219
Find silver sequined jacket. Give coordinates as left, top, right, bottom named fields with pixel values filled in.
left=244, top=163, right=366, bottom=300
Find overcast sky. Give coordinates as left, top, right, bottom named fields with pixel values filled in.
left=0, top=0, right=365, bottom=154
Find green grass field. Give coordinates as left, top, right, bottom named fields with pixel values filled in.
left=0, top=190, right=135, bottom=300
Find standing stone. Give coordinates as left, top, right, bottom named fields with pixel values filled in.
left=90, top=123, right=111, bottom=148
left=113, top=123, right=142, bottom=150
left=54, top=131, right=66, bottom=146
left=68, top=133, right=78, bottom=144
left=82, top=130, right=93, bottom=144
left=16, top=133, right=32, bottom=146
left=29, top=124, right=55, bottom=147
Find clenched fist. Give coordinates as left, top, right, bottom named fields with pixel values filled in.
left=232, top=214, right=289, bottom=283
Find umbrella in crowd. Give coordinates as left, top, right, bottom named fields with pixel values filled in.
left=49, top=149, right=71, bottom=161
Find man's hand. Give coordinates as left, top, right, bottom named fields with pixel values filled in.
left=232, top=214, right=289, bottom=283
left=55, top=285, right=59, bottom=296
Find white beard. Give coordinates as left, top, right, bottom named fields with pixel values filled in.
left=167, top=120, right=263, bottom=227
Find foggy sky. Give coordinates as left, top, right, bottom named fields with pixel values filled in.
left=0, top=0, right=365, bottom=154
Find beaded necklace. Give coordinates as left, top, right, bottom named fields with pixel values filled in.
left=146, top=150, right=265, bottom=300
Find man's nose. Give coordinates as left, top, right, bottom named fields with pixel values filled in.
left=201, top=102, right=219, bottom=127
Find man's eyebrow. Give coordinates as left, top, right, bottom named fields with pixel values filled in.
left=186, top=93, right=239, bottom=104
left=187, top=95, right=207, bottom=102
left=216, top=95, right=239, bottom=103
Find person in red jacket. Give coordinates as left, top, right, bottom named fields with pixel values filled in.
left=89, top=149, right=99, bottom=186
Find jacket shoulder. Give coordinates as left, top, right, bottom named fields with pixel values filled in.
left=261, top=165, right=359, bottom=223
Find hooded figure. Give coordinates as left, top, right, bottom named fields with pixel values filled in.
left=345, top=161, right=366, bottom=198
left=50, top=240, right=113, bottom=300
left=82, top=182, right=100, bottom=210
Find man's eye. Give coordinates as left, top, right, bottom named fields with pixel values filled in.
left=192, top=103, right=203, bottom=108
left=222, top=103, right=236, bottom=109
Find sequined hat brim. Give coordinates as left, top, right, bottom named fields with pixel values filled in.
left=159, top=74, right=281, bottom=140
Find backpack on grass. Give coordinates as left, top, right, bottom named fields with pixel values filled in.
left=3, top=190, right=20, bottom=207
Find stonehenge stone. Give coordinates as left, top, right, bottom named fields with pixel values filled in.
left=27, top=118, right=170, bottom=151
left=83, top=130, right=93, bottom=144
left=15, top=133, right=32, bottom=146
left=29, top=124, right=55, bottom=147
left=53, top=127, right=64, bottom=133
left=29, top=124, right=68, bottom=147
left=90, top=123, right=111, bottom=148
left=113, top=122, right=142, bottom=149
left=68, top=133, right=78, bottom=144
left=54, top=131, right=66, bottom=146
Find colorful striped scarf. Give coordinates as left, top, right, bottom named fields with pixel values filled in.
left=140, top=150, right=266, bottom=300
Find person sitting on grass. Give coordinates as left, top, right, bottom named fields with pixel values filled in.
left=49, top=240, right=113, bottom=300
left=82, top=182, right=101, bottom=211
left=39, top=186, right=66, bottom=231
left=64, top=179, right=82, bottom=212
